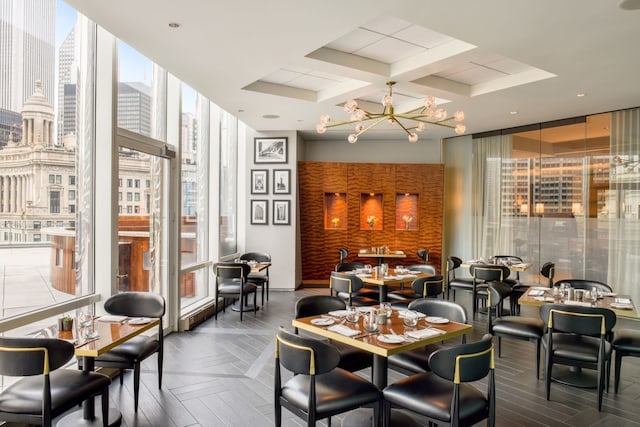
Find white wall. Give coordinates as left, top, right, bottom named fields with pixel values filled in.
left=243, top=130, right=299, bottom=291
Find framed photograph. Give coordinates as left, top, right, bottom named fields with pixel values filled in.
left=251, top=169, right=268, bottom=194
left=273, top=200, right=290, bottom=225
left=273, top=169, right=291, bottom=194
left=254, top=137, right=288, bottom=164
left=250, top=200, right=268, bottom=225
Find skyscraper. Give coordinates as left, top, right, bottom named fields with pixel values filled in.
left=0, top=0, right=56, bottom=113
left=57, top=25, right=77, bottom=143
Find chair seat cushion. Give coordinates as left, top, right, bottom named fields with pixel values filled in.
left=544, top=333, right=611, bottom=363
left=493, top=316, right=544, bottom=340
left=247, top=272, right=267, bottom=283
left=218, top=282, right=257, bottom=294
left=384, top=372, right=488, bottom=423
left=281, top=369, right=380, bottom=417
left=449, top=278, right=474, bottom=290
left=95, top=335, right=160, bottom=365
left=613, top=329, right=640, bottom=354
left=0, top=369, right=110, bottom=415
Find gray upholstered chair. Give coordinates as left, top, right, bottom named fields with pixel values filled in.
left=213, top=262, right=257, bottom=321
left=239, top=251, right=271, bottom=305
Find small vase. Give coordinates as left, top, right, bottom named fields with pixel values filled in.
left=62, top=318, right=74, bottom=331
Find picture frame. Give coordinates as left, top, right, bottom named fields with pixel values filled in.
left=273, top=169, right=291, bottom=194
left=273, top=200, right=290, bottom=225
left=254, top=137, right=288, bottom=164
left=250, top=200, right=268, bottom=225
left=251, top=169, right=269, bottom=194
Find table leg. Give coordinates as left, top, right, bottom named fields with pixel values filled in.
left=378, top=285, right=389, bottom=303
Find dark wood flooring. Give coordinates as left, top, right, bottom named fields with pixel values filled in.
left=52, top=288, right=640, bottom=426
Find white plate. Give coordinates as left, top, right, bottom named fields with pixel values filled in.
left=356, top=306, right=375, bottom=313
left=425, top=317, right=449, bottom=324
left=311, top=317, right=335, bottom=326
left=128, top=317, right=152, bottom=325
left=377, top=334, right=405, bottom=344
left=610, top=303, right=634, bottom=310
left=328, top=310, right=349, bottom=317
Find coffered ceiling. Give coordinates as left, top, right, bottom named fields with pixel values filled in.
left=66, top=0, right=640, bottom=144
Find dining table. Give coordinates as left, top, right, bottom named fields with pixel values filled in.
left=357, top=249, right=406, bottom=266
left=55, top=315, right=160, bottom=427
left=340, top=268, right=433, bottom=303
left=292, top=307, right=471, bottom=426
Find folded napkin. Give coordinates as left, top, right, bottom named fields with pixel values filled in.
left=602, top=292, right=617, bottom=297
left=512, top=263, right=529, bottom=268
left=327, top=324, right=361, bottom=336
left=406, top=328, right=446, bottom=340
left=327, top=310, right=349, bottom=317
left=529, top=289, right=545, bottom=296
left=562, top=300, right=592, bottom=307
left=615, top=297, right=632, bottom=304
left=398, top=310, right=426, bottom=319
left=611, top=302, right=634, bottom=310
left=397, top=274, right=418, bottom=280
left=534, top=296, right=555, bottom=302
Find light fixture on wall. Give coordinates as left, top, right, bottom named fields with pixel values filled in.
left=315, top=81, right=466, bottom=143
left=535, top=202, right=545, bottom=216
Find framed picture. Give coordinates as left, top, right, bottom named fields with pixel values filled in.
left=273, top=169, right=291, bottom=194
left=251, top=200, right=268, bottom=225
left=251, top=169, right=268, bottom=194
left=254, top=137, right=288, bottom=164
left=273, top=200, right=290, bottom=225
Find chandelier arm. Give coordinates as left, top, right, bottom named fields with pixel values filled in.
left=355, top=116, right=390, bottom=136
left=391, top=118, right=414, bottom=136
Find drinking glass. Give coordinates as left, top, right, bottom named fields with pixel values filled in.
left=363, top=312, right=378, bottom=332
left=591, top=287, right=599, bottom=304
left=346, top=306, right=359, bottom=323
left=380, top=302, right=392, bottom=321
left=403, top=310, right=418, bottom=327
left=364, top=264, right=372, bottom=273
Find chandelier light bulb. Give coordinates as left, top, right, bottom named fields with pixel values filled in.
left=408, top=133, right=418, bottom=143
left=416, top=122, right=425, bottom=132
left=382, top=94, right=393, bottom=107
left=344, top=100, right=358, bottom=113
left=348, top=134, right=358, bottom=144
left=355, top=124, right=365, bottom=132
left=454, top=111, right=465, bottom=121
left=316, top=123, right=326, bottom=134
left=320, top=114, right=330, bottom=124
left=455, top=124, right=466, bottom=135
left=425, top=96, right=436, bottom=110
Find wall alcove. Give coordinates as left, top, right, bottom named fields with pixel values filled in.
left=298, top=161, right=444, bottom=284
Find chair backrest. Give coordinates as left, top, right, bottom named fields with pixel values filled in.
left=540, top=262, right=555, bottom=287
left=417, top=249, right=429, bottom=263
left=554, top=279, right=612, bottom=293
left=0, top=337, right=74, bottom=377
left=471, top=264, right=510, bottom=282
left=487, top=282, right=513, bottom=332
left=276, top=327, right=340, bottom=375
left=104, top=291, right=166, bottom=318
left=429, top=335, right=494, bottom=383
left=406, top=264, right=436, bottom=275
left=239, top=252, right=271, bottom=263
left=540, top=304, right=616, bottom=336
left=492, top=255, right=523, bottom=264
left=411, top=275, right=445, bottom=298
left=295, top=295, right=346, bottom=319
left=213, top=262, right=251, bottom=281
left=446, top=256, right=462, bottom=281
left=329, top=271, right=364, bottom=294
left=335, top=262, right=365, bottom=272
left=338, top=247, right=349, bottom=263
left=408, top=298, right=468, bottom=324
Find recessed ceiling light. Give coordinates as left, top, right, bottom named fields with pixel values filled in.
left=168, top=22, right=180, bottom=28
left=262, top=114, right=280, bottom=119
left=577, top=93, right=586, bottom=97
left=237, top=109, right=245, bottom=113
left=510, top=111, right=518, bottom=115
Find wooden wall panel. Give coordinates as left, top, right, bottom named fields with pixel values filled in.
left=299, top=161, right=444, bottom=284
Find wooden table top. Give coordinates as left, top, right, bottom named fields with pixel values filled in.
left=358, top=250, right=407, bottom=260
left=461, top=261, right=533, bottom=272
left=359, top=271, right=432, bottom=286
left=518, top=287, right=638, bottom=318
left=73, top=317, right=160, bottom=357
left=292, top=308, right=471, bottom=357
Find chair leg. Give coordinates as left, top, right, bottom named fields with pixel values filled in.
left=158, top=349, right=163, bottom=389
left=275, top=401, right=282, bottom=427
left=266, top=280, right=269, bottom=302
left=614, top=351, right=623, bottom=393
left=101, top=388, right=109, bottom=427
left=535, top=339, right=541, bottom=380
left=253, top=291, right=258, bottom=316
left=134, top=362, right=141, bottom=412
left=119, top=369, right=124, bottom=385
left=497, top=336, right=502, bottom=358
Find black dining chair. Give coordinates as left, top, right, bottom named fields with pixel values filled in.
left=338, top=247, right=349, bottom=263
left=553, top=279, right=612, bottom=293
left=388, top=299, right=468, bottom=376
left=612, top=328, right=640, bottom=393
left=471, top=264, right=511, bottom=320
left=388, top=275, right=445, bottom=309
left=294, top=295, right=373, bottom=373
left=487, top=282, right=545, bottom=379
left=417, top=248, right=429, bottom=263
left=383, top=335, right=495, bottom=427
left=540, top=304, right=616, bottom=411
left=0, top=337, right=111, bottom=427
left=213, top=262, right=257, bottom=321
left=239, top=251, right=271, bottom=305
left=274, top=327, right=382, bottom=426
left=329, top=271, right=378, bottom=306
left=512, top=261, right=555, bottom=314
left=446, top=256, right=474, bottom=301
left=86, top=291, right=165, bottom=412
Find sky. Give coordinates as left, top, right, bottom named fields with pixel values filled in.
left=56, top=0, right=196, bottom=113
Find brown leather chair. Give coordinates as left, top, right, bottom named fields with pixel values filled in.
left=274, top=327, right=381, bottom=426
left=0, top=337, right=111, bottom=427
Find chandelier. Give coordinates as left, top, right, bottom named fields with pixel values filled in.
left=316, top=81, right=466, bottom=143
